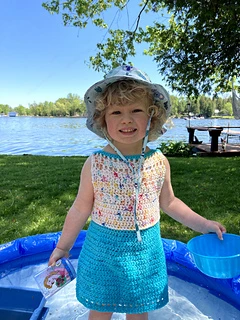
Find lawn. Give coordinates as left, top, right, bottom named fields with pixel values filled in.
left=0, top=155, right=239, bottom=244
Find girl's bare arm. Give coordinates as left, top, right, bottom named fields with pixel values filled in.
left=159, top=157, right=226, bottom=239
left=49, top=156, right=94, bottom=265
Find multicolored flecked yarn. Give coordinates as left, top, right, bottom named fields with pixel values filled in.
left=76, top=221, right=168, bottom=313
left=76, top=149, right=169, bottom=313
left=91, top=150, right=166, bottom=230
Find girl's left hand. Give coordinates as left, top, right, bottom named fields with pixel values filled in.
left=203, top=220, right=226, bottom=240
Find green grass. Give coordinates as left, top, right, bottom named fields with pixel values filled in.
left=163, top=157, right=240, bottom=242
left=0, top=155, right=239, bottom=244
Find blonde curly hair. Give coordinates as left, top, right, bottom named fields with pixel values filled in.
left=93, top=80, right=167, bottom=141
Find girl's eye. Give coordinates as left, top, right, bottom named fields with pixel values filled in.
left=111, top=110, right=121, bottom=115
left=133, top=109, right=143, bottom=113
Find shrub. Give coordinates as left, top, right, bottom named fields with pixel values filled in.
left=158, top=141, right=193, bottom=157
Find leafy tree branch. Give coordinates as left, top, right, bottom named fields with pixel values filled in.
left=42, top=0, right=240, bottom=97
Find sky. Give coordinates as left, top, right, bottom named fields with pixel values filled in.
left=0, top=0, right=171, bottom=108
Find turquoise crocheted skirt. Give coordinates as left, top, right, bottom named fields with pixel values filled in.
left=76, top=221, right=168, bottom=314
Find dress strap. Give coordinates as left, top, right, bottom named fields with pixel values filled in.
left=102, top=111, right=153, bottom=242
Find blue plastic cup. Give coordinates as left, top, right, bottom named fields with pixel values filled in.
left=187, top=233, right=240, bottom=279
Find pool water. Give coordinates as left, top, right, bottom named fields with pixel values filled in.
left=1, top=260, right=239, bottom=320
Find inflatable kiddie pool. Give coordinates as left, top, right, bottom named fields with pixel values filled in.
left=0, top=231, right=239, bottom=319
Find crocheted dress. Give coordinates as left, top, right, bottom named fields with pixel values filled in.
left=76, top=149, right=168, bottom=314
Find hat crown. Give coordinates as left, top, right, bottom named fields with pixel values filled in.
left=84, top=65, right=171, bottom=140
left=105, top=65, right=152, bottom=83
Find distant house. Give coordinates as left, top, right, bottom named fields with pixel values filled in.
left=8, top=112, right=18, bottom=117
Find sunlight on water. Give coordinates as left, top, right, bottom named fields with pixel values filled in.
left=0, top=117, right=239, bottom=156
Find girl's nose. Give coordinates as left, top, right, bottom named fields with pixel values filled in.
left=121, top=112, right=133, bottom=123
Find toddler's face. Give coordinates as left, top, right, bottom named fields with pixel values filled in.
left=105, top=101, right=149, bottom=149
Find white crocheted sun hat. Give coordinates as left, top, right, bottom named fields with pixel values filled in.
left=84, top=65, right=171, bottom=139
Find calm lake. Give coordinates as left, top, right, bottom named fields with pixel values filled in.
left=1, top=117, right=240, bottom=156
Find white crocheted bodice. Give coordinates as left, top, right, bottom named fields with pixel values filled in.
left=91, top=149, right=166, bottom=230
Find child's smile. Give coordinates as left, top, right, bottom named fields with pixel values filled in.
left=119, top=127, right=137, bottom=135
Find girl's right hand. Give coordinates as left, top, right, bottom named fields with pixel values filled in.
left=48, top=247, right=69, bottom=266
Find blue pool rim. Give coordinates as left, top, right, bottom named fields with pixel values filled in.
left=187, top=233, right=240, bottom=259
left=0, top=231, right=240, bottom=311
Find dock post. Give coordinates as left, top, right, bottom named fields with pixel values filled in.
left=209, top=129, right=223, bottom=152
left=187, top=127, right=195, bottom=144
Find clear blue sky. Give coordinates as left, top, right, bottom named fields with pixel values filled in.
left=0, top=0, right=171, bottom=108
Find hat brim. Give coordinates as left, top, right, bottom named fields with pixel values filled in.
left=84, top=75, right=171, bottom=139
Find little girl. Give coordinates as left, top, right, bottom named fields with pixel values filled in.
left=49, top=65, right=226, bottom=320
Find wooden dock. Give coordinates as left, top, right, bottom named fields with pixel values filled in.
left=222, top=129, right=240, bottom=143
left=191, top=143, right=240, bottom=157
left=187, top=125, right=240, bottom=156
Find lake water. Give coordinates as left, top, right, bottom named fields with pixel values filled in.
left=0, top=116, right=239, bottom=156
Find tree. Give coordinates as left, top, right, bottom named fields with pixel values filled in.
left=28, top=102, right=42, bottom=116
left=0, top=104, right=11, bottom=115
left=14, top=105, right=27, bottom=116
left=42, top=0, right=240, bottom=97
left=221, top=102, right=233, bottom=116
left=67, top=93, right=85, bottom=116
left=55, top=98, right=70, bottom=116
left=197, top=96, right=214, bottom=118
